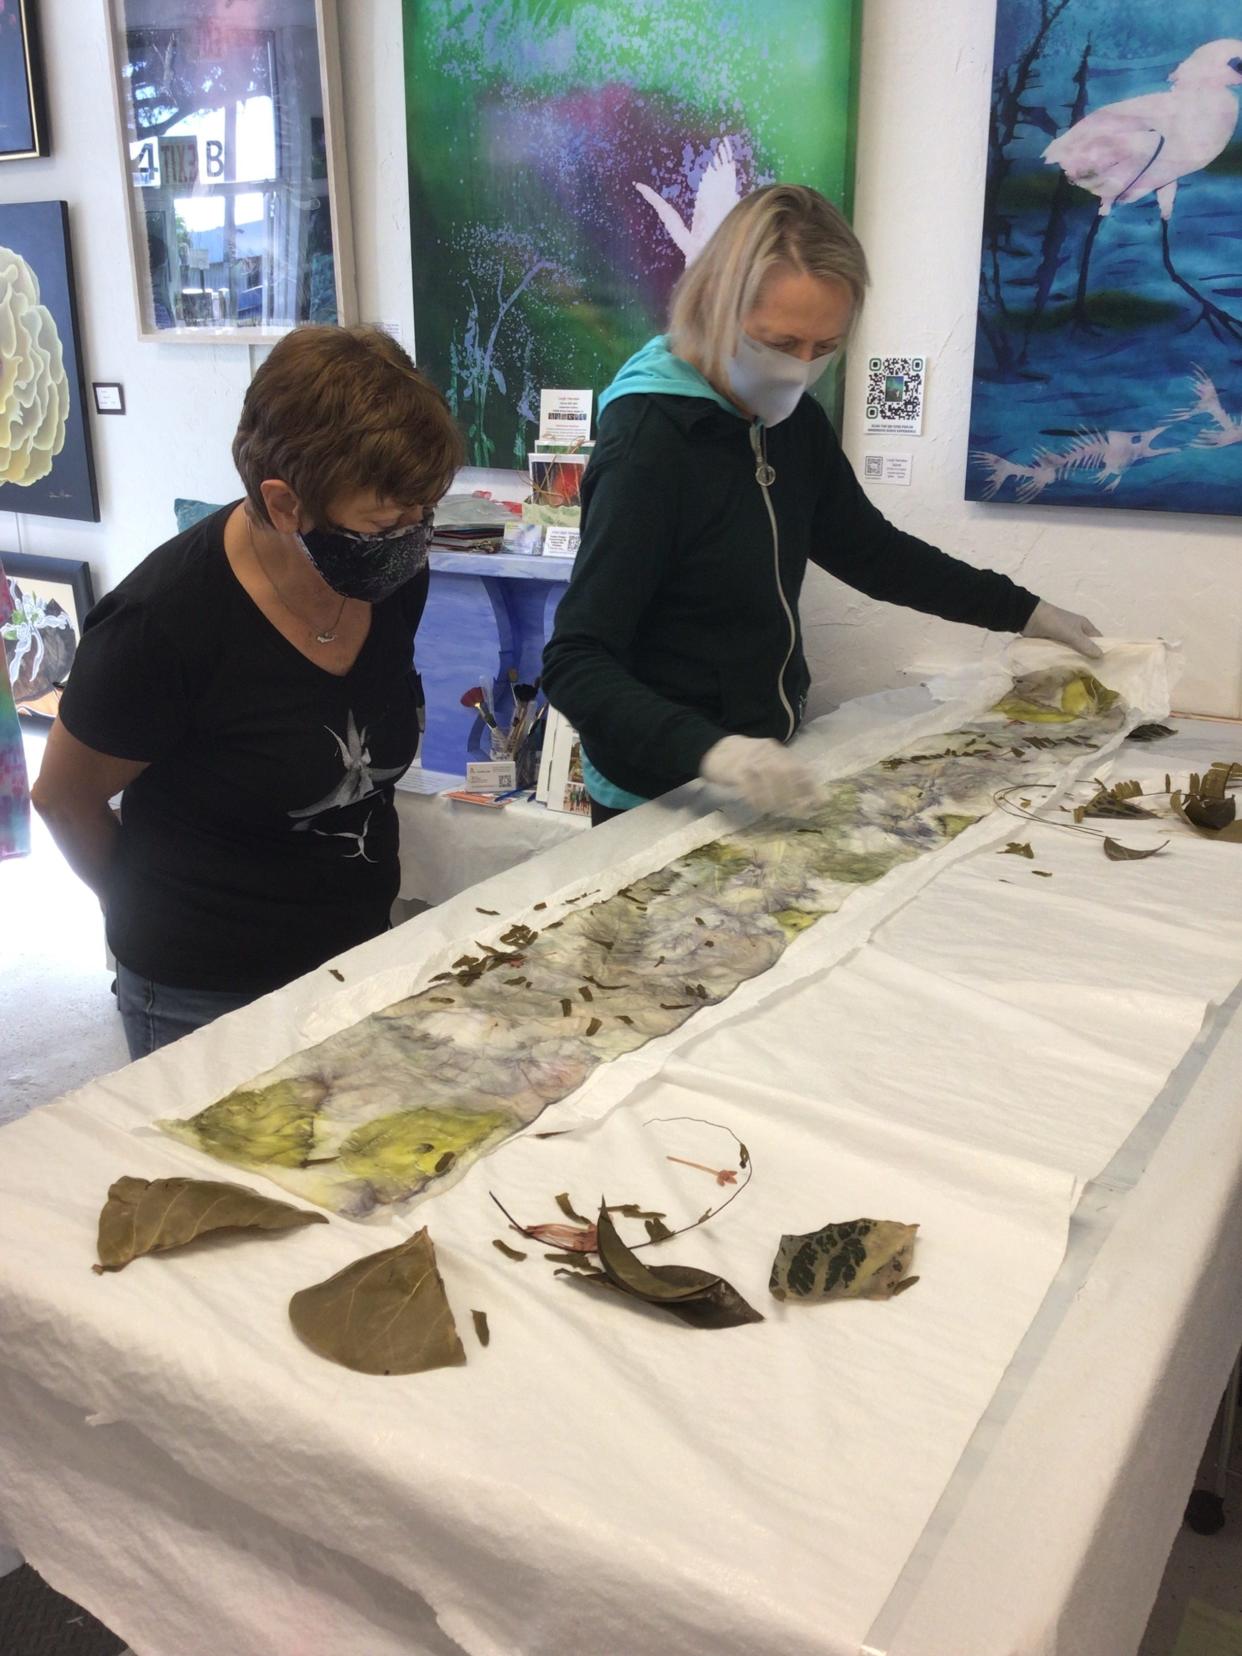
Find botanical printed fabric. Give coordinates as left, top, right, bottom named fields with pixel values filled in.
left=161, top=688, right=1123, bottom=1215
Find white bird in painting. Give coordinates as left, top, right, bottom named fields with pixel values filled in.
left=634, top=137, right=741, bottom=267
left=1042, top=39, right=1242, bottom=339
left=1170, top=365, right=1242, bottom=447
left=969, top=447, right=1062, bottom=503
left=1056, top=425, right=1179, bottom=492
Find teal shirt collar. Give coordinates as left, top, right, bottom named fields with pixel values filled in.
left=597, top=335, right=745, bottom=418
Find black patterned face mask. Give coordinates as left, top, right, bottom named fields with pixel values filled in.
left=296, top=514, right=432, bottom=602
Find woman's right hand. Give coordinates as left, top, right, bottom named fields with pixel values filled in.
left=699, top=734, right=816, bottom=815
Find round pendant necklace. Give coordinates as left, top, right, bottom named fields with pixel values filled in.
left=247, top=516, right=347, bottom=644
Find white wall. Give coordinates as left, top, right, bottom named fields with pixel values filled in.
left=5, top=0, right=1237, bottom=714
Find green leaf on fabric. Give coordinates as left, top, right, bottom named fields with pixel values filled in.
left=288, top=1227, right=466, bottom=1375
left=769, top=1218, right=919, bottom=1302
left=337, top=1108, right=511, bottom=1203
left=159, top=1078, right=327, bottom=1169
left=94, top=1176, right=326, bottom=1273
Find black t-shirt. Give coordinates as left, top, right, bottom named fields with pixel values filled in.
left=59, top=505, right=426, bottom=994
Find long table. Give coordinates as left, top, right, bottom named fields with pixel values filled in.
left=2, top=680, right=1240, bottom=1656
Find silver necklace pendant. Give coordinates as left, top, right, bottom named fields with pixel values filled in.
left=314, top=628, right=337, bottom=644
left=755, top=459, right=776, bottom=487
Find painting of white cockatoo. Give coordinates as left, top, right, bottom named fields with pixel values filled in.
left=967, top=2, right=1242, bottom=518
left=633, top=137, right=743, bottom=267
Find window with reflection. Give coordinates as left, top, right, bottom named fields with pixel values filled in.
left=111, top=1, right=346, bottom=338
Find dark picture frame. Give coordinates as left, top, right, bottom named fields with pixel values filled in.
left=0, top=202, right=100, bottom=522
left=1, top=552, right=95, bottom=721
left=0, top=0, right=50, bottom=161
left=92, top=382, right=126, bottom=415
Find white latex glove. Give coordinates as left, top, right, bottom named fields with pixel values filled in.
left=699, top=735, right=816, bottom=815
left=1021, top=599, right=1103, bottom=660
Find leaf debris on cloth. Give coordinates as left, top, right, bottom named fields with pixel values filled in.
left=492, top=1238, right=527, bottom=1261
left=555, top=1191, right=592, bottom=1226
left=94, top=1176, right=327, bottom=1273
left=288, top=1228, right=466, bottom=1375
left=471, top=1309, right=490, bottom=1347
left=1103, top=837, right=1168, bottom=861
left=328, top=968, right=345, bottom=982
left=645, top=1216, right=675, bottom=1244
left=565, top=1205, right=763, bottom=1330
left=1032, top=869, right=1053, bottom=877
left=1000, top=842, right=1034, bottom=858
left=769, top=1218, right=919, bottom=1302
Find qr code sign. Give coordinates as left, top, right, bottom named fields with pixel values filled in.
left=864, top=355, right=925, bottom=434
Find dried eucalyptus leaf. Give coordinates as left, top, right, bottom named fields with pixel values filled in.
left=1128, top=723, right=1175, bottom=742
left=288, top=1228, right=466, bottom=1376
left=1182, top=795, right=1237, bottom=832
left=1032, top=870, right=1053, bottom=877
left=770, top=1218, right=919, bottom=1302
left=492, top=1238, right=527, bottom=1261
left=589, top=1206, right=763, bottom=1328
left=1102, top=836, right=1168, bottom=861
left=645, top=1216, right=675, bottom=1244
left=471, top=1310, right=490, bottom=1347
left=95, top=1176, right=327, bottom=1273
left=1000, top=842, right=1034, bottom=858
left=554, top=1191, right=592, bottom=1226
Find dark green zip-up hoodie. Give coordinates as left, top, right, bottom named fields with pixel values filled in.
left=542, top=337, right=1038, bottom=803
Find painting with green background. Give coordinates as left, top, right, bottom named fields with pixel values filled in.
left=403, top=0, right=860, bottom=466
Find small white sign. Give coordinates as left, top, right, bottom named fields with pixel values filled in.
left=539, top=387, right=592, bottom=444
left=465, top=759, right=517, bottom=794
left=862, top=452, right=912, bottom=486
left=542, top=526, right=581, bottom=558
left=863, top=355, right=926, bottom=436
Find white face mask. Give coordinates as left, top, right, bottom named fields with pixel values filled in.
left=726, top=332, right=837, bottom=427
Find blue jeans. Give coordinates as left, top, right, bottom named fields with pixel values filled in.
left=115, top=963, right=257, bottom=1061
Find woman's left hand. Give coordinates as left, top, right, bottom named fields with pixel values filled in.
left=1021, top=599, right=1103, bottom=659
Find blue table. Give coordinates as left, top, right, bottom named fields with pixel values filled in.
left=419, top=550, right=572, bottom=773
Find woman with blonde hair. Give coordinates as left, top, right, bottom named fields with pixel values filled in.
left=543, top=185, right=1100, bottom=823
left=32, top=325, right=464, bottom=1056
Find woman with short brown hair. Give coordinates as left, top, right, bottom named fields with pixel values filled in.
left=32, top=325, right=464, bottom=1057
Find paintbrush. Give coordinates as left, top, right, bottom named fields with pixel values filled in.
left=461, top=686, right=498, bottom=730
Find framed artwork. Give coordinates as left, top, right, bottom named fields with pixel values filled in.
left=106, top=0, right=357, bottom=343
left=0, top=201, right=100, bottom=523
left=966, top=2, right=1242, bottom=517
left=1, top=553, right=96, bottom=721
left=0, top=0, right=49, bottom=161
left=403, top=0, right=861, bottom=467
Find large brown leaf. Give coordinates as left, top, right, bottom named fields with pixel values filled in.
left=94, top=1176, right=327, bottom=1273
left=288, top=1227, right=466, bottom=1375
left=576, top=1205, right=763, bottom=1329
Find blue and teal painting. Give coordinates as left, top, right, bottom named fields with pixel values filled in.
left=966, top=1, right=1242, bottom=517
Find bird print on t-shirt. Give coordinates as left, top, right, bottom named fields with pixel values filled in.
left=288, top=711, right=405, bottom=844
left=312, top=809, right=375, bottom=862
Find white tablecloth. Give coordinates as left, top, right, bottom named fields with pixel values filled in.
left=2, top=655, right=1240, bottom=1656
left=394, top=769, right=588, bottom=903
